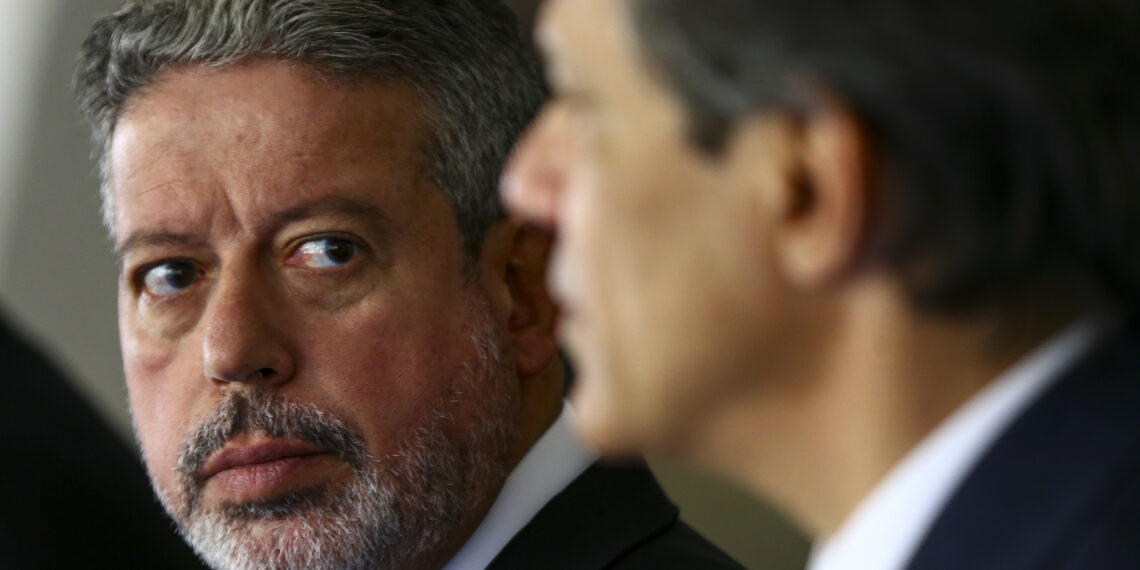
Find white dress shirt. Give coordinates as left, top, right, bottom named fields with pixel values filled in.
left=442, top=402, right=597, bottom=570
left=808, top=317, right=1107, bottom=570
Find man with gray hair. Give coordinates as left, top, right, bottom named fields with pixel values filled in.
left=75, top=1, right=742, bottom=569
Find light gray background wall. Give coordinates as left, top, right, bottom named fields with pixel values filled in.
left=0, top=1, right=807, bottom=568
left=0, top=0, right=128, bottom=436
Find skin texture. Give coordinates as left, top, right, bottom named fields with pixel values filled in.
left=504, top=0, right=1051, bottom=537
left=113, top=61, right=562, bottom=568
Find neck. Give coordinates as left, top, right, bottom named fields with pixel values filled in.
left=692, top=280, right=1075, bottom=538
left=513, top=361, right=566, bottom=467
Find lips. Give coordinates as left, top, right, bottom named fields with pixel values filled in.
left=196, top=437, right=334, bottom=498
left=201, top=438, right=326, bottom=479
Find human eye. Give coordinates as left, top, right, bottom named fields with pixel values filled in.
left=139, top=260, right=201, bottom=298
left=288, top=236, right=361, bottom=269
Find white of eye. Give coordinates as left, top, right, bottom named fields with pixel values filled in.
left=295, top=238, right=358, bottom=269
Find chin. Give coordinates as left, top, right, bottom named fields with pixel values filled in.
left=569, top=379, right=644, bottom=459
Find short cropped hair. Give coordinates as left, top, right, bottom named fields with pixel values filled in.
left=632, top=0, right=1140, bottom=320
left=76, top=0, right=544, bottom=259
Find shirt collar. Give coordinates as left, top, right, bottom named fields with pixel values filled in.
left=443, top=402, right=597, bottom=570
left=808, top=316, right=1107, bottom=570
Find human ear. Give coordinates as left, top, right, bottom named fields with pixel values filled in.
left=480, top=219, right=560, bottom=378
left=729, top=100, right=873, bottom=289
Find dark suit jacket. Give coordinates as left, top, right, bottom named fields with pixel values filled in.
left=906, top=318, right=1140, bottom=569
left=488, top=461, right=745, bottom=569
left=0, top=312, right=206, bottom=569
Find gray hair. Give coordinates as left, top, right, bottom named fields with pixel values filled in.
left=76, top=0, right=545, bottom=259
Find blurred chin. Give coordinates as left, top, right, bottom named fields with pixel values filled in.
left=569, top=367, right=641, bottom=459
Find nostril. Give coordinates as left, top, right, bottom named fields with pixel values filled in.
left=255, top=367, right=275, bottom=379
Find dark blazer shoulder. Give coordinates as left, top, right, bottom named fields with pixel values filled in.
left=1063, top=466, right=1140, bottom=570
left=906, top=319, right=1140, bottom=570
left=488, top=461, right=744, bottom=570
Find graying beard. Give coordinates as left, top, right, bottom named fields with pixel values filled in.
left=220, top=484, right=334, bottom=521
left=150, top=298, right=519, bottom=570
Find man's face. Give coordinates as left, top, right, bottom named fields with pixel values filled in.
left=113, top=62, right=519, bottom=570
left=504, top=0, right=790, bottom=455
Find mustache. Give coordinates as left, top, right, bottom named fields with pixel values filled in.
left=175, top=390, right=370, bottom=516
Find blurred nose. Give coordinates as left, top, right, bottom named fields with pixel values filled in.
left=501, top=103, right=577, bottom=229
left=201, top=268, right=295, bottom=387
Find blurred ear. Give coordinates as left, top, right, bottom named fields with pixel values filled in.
left=480, top=219, right=560, bottom=379
left=726, top=100, right=873, bottom=289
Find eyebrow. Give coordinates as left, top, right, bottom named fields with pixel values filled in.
left=263, top=195, right=392, bottom=234
left=115, top=232, right=199, bottom=268
left=115, top=195, right=393, bottom=264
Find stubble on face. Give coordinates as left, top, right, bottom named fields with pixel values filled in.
left=142, top=293, right=520, bottom=570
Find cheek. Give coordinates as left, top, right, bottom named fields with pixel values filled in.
left=298, top=297, right=477, bottom=452
left=125, top=366, right=193, bottom=501
left=119, top=286, right=195, bottom=387
left=121, top=306, right=201, bottom=497
left=587, top=165, right=689, bottom=334
left=585, top=153, right=766, bottom=429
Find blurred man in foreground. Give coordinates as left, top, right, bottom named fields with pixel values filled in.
left=75, top=1, right=742, bottom=569
left=505, top=0, right=1140, bottom=567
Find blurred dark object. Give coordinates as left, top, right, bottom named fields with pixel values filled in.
left=0, top=308, right=206, bottom=569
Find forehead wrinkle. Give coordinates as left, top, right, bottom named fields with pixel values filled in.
left=131, top=178, right=191, bottom=200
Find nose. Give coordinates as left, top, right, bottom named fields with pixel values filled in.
left=501, top=103, right=577, bottom=229
left=201, top=269, right=295, bottom=387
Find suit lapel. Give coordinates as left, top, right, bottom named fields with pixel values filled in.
left=487, top=461, right=679, bottom=569
left=906, top=321, right=1140, bottom=569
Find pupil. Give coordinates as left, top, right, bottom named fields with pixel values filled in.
left=164, top=264, right=195, bottom=288
left=325, top=241, right=354, bottom=264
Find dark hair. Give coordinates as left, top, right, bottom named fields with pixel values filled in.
left=76, top=0, right=545, bottom=261
left=631, top=0, right=1140, bottom=320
